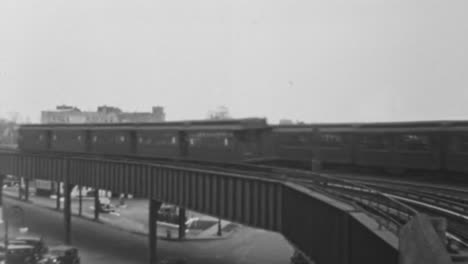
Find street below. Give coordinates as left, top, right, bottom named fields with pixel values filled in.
left=1, top=196, right=294, bottom=264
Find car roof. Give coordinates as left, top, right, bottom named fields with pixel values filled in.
left=49, top=245, right=77, bottom=251
left=15, top=236, right=42, bottom=241
left=7, top=244, right=34, bottom=249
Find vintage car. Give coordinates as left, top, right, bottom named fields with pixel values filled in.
left=38, top=245, right=80, bottom=264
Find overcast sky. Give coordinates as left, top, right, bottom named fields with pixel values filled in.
left=1, top=0, right=468, bottom=123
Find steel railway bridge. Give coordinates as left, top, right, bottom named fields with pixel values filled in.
left=0, top=150, right=400, bottom=264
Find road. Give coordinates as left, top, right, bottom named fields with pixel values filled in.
left=6, top=188, right=235, bottom=238
left=2, top=197, right=294, bottom=264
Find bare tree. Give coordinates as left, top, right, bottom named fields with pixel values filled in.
left=279, top=119, right=294, bottom=125
left=7, top=112, right=21, bottom=123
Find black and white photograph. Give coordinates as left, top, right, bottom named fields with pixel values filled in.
left=0, top=1, right=467, bottom=263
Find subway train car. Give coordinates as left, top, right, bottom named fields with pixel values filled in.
left=268, top=125, right=317, bottom=162
left=185, top=119, right=268, bottom=161
left=353, top=122, right=444, bottom=171
left=89, top=125, right=134, bottom=155
left=315, top=124, right=357, bottom=165
left=443, top=121, right=468, bottom=173
left=135, top=123, right=184, bottom=158
left=16, top=118, right=468, bottom=176
left=17, top=118, right=269, bottom=162
left=50, top=126, right=89, bottom=152
left=17, top=125, right=51, bottom=151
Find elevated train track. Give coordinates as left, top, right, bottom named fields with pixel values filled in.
left=5, top=116, right=468, bottom=262
left=8, top=147, right=468, bottom=259
left=0, top=148, right=403, bottom=264
left=3, top=146, right=468, bottom=245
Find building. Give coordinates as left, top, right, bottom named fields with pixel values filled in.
left=279, top=119, right=294, bottom=125
left=41, top=105, right=165, bottom=124
left=119, top=107, right=165, bottom=123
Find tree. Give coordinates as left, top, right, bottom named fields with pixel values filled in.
left=7, top=112, right=21, bottom=123
left=208, top=106, right=231, bottom=120
left=279, top=119, right=294, bottom=125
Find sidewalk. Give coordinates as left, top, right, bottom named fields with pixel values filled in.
left=4, top=188, right=238, bottom=241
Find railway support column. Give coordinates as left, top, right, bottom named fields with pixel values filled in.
left=149, top=199, right=162, bottom=264
left=217, top=218, right=222, bottom=236
left=178, top=207, right=186, bottom=240
left=0, top=175, right=4, bottom=207
left=18, top=177, right=23, bottom=200
left=78, top=185, right=82, bottom=216
left=56, top=181, right=61, bottom=210
left=24, top=179, right=29, bottom=202
left=94, top=189, right=100, bottom=221
left=63, top=182, right=72, bottom=244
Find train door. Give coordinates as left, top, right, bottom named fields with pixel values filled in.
left=129, top=130, right=137, bottom=154
left=437, top=131, right=448, bottom=171
left=235, top=130, right=262, bottom=160
left=178, top=131, right=189, bottom=158
left=45, top=130, right=52, bottom=150
left=84, top=130, right=92, bottom=152
left=348, top=132, right=357, bottom=165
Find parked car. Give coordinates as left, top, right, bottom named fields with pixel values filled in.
left=13, top=236, right=48, bottom=259
left=1, top=244, right=36, bottom=264
left=39, top=245, right=80, bottom=264
left=100, top=203, right=116, bottom=213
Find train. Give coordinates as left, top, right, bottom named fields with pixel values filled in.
left=16, top=118, right=468, bottom=175
left=17, top=119, right=269, bottom=162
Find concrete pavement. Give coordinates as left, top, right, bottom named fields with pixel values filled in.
left=6, top=187, right=236, bottom=240
left=2, top=197, right=294, bottom=264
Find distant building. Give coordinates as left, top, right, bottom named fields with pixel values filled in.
left=119, top=107, right=165, bottom=123
left=279, top=119, right=294, bottom=125
left=41, top=105, right=165, bottom=124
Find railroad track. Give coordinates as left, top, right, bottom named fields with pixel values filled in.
left=1, top=148, right=419, bottom=236
left=6, top=148, right=468, bottom=257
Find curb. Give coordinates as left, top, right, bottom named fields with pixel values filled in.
left=3, top=194, right=237, bottom=242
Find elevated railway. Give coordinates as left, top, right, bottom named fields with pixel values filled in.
left=0, top=147, right=401, bottom=264
left=2, top=142, right=468, bottom=262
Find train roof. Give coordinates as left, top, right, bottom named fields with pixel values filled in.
left=273, top=120, right=468, bottom=133
left=349, top=120, right=468, bottom=132
left=19, top=118, right=269, bottom=131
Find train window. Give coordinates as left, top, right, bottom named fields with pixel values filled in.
left=456, top=135, right=468, bottom=153
left=360, top=135, right=390, bottom=150
left=319, top=134, right=344, bottom=147
left=276, top=133, right=311, bottom=146
left=189, top=132, right=234, bottom=148
left=143, top=133, right=177, bottom=146
left=297, top=135, right=308, bottom=143
left=398, top=134, right=430, bottom=151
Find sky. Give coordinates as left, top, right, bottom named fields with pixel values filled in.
left=1, top=0, right=468, bottom=123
